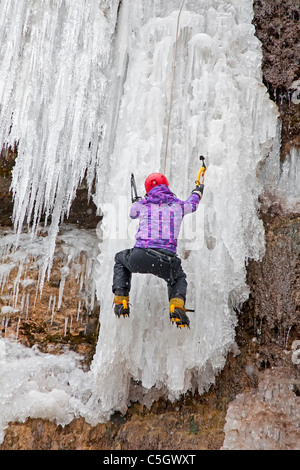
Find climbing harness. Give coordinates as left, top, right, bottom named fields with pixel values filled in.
left=163, top=0, right=186, bottom=174
left=195, top=155, right=206, bottom=187
left=130, top=173, right=142, bottom=204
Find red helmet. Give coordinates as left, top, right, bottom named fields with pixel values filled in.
left=145, top=173, right=169, bottom=194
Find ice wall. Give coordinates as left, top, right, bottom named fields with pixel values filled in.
left=88, top=0, right=279, bottom=421
left=0, top=0, right=279, bottom=437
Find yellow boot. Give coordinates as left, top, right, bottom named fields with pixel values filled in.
left=114, top=295, right=130, bottom=318
left=169, top=297, right=190, bottom=328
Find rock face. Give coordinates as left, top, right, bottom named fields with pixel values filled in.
left=221, top=0, right=300, bottom=450
left=222, top=0, right=300, bottom=449
left=222, top=212, right=300, bottom=450
left=253, top=0, right=300, bottom=91
left=1, top=0, right=300, bottom=450
left=0, top=147, right=15, bottom=227
left=252, top=0, right=300, bottom=159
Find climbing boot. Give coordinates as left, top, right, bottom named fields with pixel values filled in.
left=169, top=297, right=190, bottom=328
left=114, top=295, right=130, bottom=318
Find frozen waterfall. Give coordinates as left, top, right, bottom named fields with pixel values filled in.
left=0, top=0, right=119, bottom=288
left=0, top=0, right=278, bottom=438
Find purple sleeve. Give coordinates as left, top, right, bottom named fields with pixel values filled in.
left=181, top=193, right=200, bottom=215
left=130, top=201, right=142, bottom=219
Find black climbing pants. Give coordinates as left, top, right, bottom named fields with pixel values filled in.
left=112, top=247, right=187, bottom=301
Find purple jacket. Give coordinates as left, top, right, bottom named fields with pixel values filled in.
left=130, top=185, right=200, bottom=254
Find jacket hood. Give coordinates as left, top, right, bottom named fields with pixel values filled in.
left=146, top=185, right=175, bottom=205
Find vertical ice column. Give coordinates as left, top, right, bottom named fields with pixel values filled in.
left=89, top=0, right=279, bottom=422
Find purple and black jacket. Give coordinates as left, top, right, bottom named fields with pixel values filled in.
left=130, top=185, right=200, bottom=254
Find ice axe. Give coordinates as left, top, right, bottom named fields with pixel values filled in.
left=195, top=155, right=206, bottom=187
left=130, top=173, right=142, bottom=204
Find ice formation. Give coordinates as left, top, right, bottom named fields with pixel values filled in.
left=0, top=0, right=279, bottom=438
left=222, top=367, right=300, bottom=450
left=88, top=0, right=279, bottom=422
left=0, top=0, right=119, bottom=287
left=0, top=225, right=99, bottom=323
left=261, top=124, right=300, bottom=211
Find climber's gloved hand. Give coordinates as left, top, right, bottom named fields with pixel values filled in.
left=191, top=184, right=204, bottom=198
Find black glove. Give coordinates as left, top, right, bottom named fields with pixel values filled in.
left=191, top=184, right=204, bottom=198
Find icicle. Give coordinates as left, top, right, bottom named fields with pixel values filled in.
left=47, top=295, right=53, bottom=313
left=0, top=263, right=15, bottom=293
left=25, top=293, right=29, bottom=320
left=19, top=292, right=25, bottom=317
left=57, top=266, right=69, bottom=311
left=16, top=317, right=21, bottom=340
left=51, top=295, right=56, bottom=326
left=0, top=0, right=119, bottom=288
left=77, top=301, right=81, bottom=322
left=64, top=317, right=68, bottom=337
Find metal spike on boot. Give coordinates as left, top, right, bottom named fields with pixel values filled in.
left=114, top=295, right=130, bottom=318
left=169, top=297, right=190, bottom=328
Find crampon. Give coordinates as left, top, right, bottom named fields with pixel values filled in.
left=169, top=298, right=193, bottom=329
left=114, top=295, right=130, bottom=318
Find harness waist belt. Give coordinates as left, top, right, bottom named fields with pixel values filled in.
left=147, top=248, right=176, bottom=263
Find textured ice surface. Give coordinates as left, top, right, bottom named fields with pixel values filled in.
left=222, top=367, right=300, bottom=450
left=0, top=225, right=99, bottom=318
left=261, top=125, right=300, bottom=210
left=0, top=0, right=279, bottom=437
left=0, top=0, right=119, bottom=288
left=0, top=337, right=91, bottom=444
left=89, top=0, right=279, bottom=421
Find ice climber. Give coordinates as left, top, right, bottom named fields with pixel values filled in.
left=112, top=172, right=204, bottom=328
